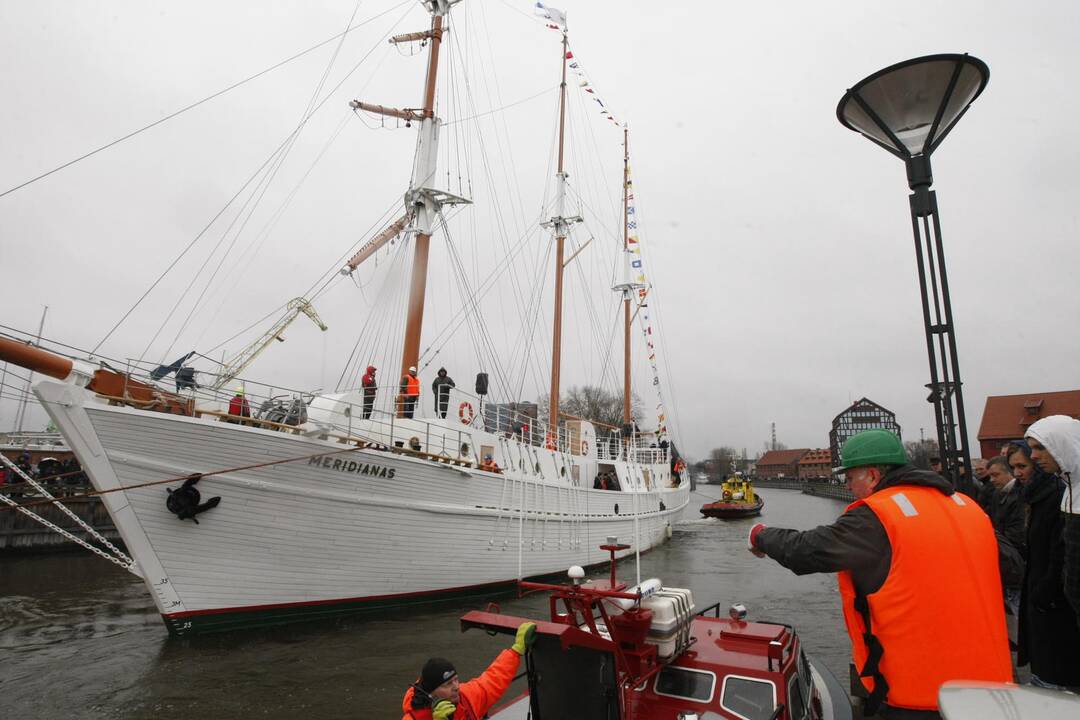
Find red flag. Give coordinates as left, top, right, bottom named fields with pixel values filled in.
left=585, top=88, right=594, bottom=93
left=565, top=51, right=574, bottom=59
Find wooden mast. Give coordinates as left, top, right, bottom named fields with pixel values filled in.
left=622, top=128, right=632, bottom=426
left=547, top=32, right=570, bottom=444
left=399, top=12, right=445, bottom=390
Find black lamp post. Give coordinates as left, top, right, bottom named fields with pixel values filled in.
left=837, top=54, right=989, bottom=488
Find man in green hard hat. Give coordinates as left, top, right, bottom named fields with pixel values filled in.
left=748, top=429, right=1013, bottom=719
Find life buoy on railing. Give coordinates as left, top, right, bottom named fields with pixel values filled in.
left=580, top=439, right=589, bottom=456
left=545, top=433, right=557, bottom=451
left=458, top=401, right=475, bottom=425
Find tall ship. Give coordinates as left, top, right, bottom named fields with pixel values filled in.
left=0, top=0, right=690, bottom=635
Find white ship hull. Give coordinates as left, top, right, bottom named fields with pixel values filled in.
left=35, top=379, right=689, bottom=635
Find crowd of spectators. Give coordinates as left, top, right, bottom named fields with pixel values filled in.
left=0, top=452, right=90, bottom=498
left=945, top=423, right=1080, bottom=691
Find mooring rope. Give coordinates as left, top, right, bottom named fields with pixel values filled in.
left=0, top=444, right=371, bottom=514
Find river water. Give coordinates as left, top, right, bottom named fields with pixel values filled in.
left=1, top=488, right=854, bottom=718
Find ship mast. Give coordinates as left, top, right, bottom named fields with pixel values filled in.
left=613, top=128, right=644, bottom=430
left=400, top=9, right=445, bottom=387
left=546, top=31, right=574, bottom=443
left=621, top=128, right=631, bottom=426
left=349, top=1, right=467, bottom=415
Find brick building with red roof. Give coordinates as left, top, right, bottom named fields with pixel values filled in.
left=755, top=448, right=810, bottom=479
left=797, top=448, right=833, bottom=480
left=977, top=390, right=1080, bottom=458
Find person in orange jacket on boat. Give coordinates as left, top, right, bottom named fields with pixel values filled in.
left=400, top=366, right=420, bottom=418
left=747, top=429, right=1011, bottom=719
left=401, top=622, right=536, bottom=720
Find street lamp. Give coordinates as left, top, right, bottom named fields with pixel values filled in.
left=836, top=54, right=989, bottom=487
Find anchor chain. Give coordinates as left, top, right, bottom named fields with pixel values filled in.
left=0, top=454, right=135, bottom=570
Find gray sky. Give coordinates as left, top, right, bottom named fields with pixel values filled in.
left=1, top=0, right=1078, bottom=460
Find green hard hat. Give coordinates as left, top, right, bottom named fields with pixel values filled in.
left=839, top=429, right=907, bottom=469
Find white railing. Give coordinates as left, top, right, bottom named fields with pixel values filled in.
left=109, top=358, right=671, bottom=466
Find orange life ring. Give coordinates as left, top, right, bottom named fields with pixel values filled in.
left=580, top=439, right=589, bottom=456
left=458, top=401, right=475, bottom=425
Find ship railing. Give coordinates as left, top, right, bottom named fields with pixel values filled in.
left=109, top=360, right=604, bottom=463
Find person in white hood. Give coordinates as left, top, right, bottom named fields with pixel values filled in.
left=1025, top=414, right=1080, bottom=625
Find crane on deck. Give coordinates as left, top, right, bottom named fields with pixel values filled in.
left=210, top=298, right=328, bottom=391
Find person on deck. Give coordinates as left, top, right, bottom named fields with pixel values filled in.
left=401, top=622, right=536, bottom=720
left=228, top=386, right=251, bottom=420
left=1007, top=439, right=1080, bottom=689
left=1024, top=415, right=1080, bottom=628
left=480, top=454, right=499, bottom=473
left=748, top=429, right=1011, bottom=719
left=431, top=368, right=455, bottom=419
left=361, top=365, right=377, bottom=420
left=400, top=366, right=420, bottom=419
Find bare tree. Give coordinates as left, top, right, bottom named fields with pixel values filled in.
left=904, top=439, right=939, bottom=470
left=537, top=385, right=642, bottom=430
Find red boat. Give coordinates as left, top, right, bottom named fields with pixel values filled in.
left=461, top=541, right=851, bottom=720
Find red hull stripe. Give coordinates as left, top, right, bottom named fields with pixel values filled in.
left=164, top=577, right=514, bottom=619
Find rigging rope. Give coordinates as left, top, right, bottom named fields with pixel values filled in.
left=0, top=0, right=414, bottom=201
left=93, top=1, right=417, bottom=359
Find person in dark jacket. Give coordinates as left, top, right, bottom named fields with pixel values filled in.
left=985, top=456, right=1025, bottom=616
left=986, top=457, right=1026, bottom=551
left=361, top=365, right=377, bottom=419
left=973, top=457, right=996, bottom=513
left=431, top=368, right=455, bottom=419
left=1024, top=415, right=1080, bottom=629
left=749, top=430, right=1011, bottom=719
left=1008, top=440, right=1080, bottom=689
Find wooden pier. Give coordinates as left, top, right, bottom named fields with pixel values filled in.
left=0, top=495, right=122, bottom=552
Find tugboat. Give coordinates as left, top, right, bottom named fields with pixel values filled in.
left=700, top=472, right=765, bottom=519
left=461, top=540, right=852, bottom=719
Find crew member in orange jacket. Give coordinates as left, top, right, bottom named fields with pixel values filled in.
left=402, top=622, right=536, bottom=720
left=400, top=366, right=420, bottom=419
left=748, top=430, right=1011, bottom=719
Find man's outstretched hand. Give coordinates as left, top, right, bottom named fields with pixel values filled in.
left=748, top=523, right=767, bottom=558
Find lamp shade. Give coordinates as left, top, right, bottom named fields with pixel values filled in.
left=837, top=54, right=989, bottom=159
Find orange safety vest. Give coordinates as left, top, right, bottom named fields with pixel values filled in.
left=838, top=486, right=1011, bottom=712
left=403, top=374, right=420, bottom=397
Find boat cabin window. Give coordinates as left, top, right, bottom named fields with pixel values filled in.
left=719, top=675, right=776, bottom=720
left=653, top=666, right=715, bottom=703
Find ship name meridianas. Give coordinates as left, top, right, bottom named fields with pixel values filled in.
left=309, top=456, right=396, bottom=479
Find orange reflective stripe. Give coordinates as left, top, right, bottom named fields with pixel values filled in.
left=839, top=486, right=1011, bottom=710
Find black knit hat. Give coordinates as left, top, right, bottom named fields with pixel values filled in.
left=420, top=657, right=457, bottom=693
